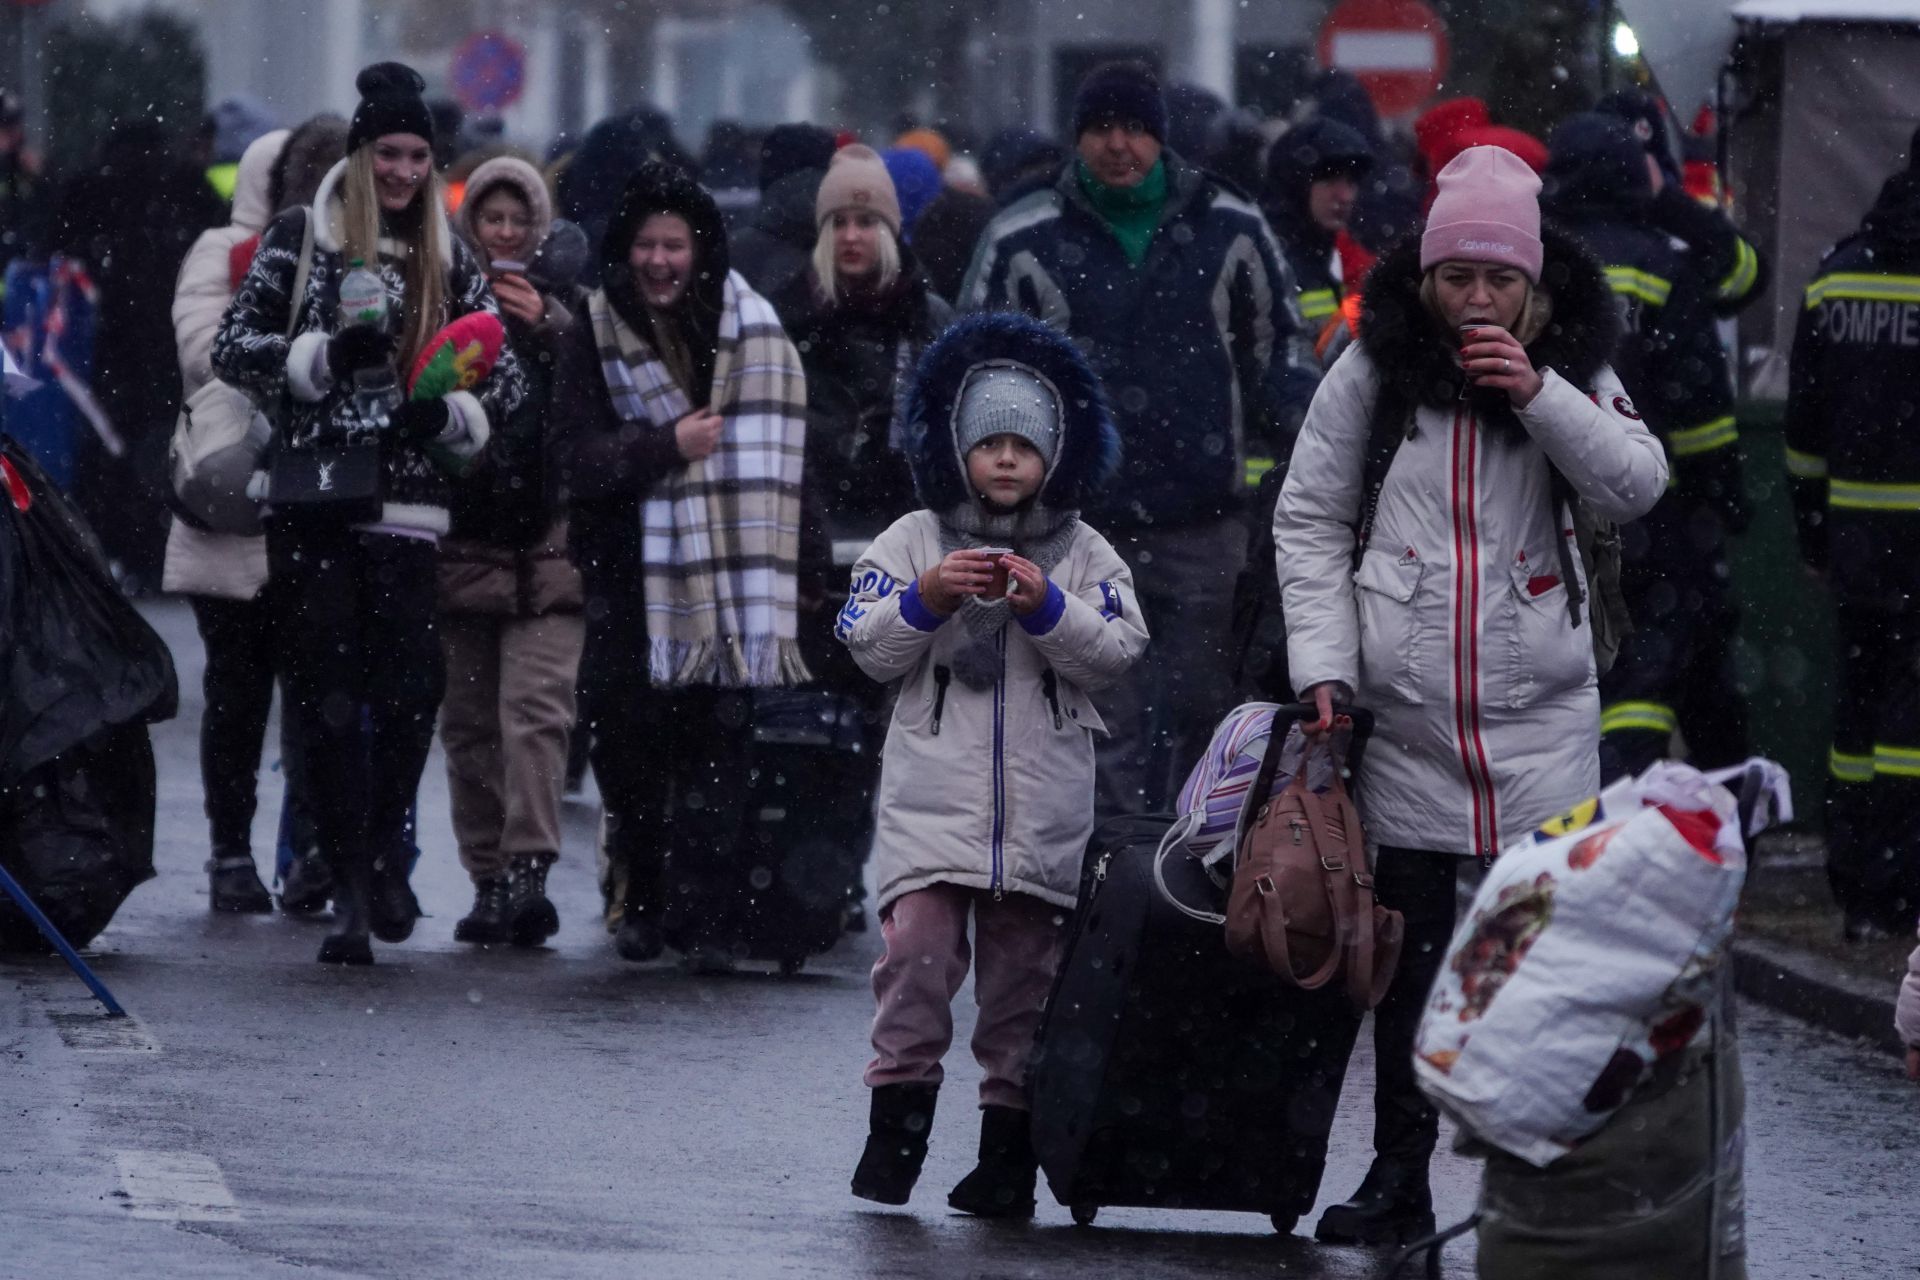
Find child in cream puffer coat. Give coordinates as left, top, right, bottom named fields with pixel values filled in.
left=836, top=311, right=1147, bottom=1217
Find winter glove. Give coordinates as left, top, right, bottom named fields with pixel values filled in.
left=387, top=398, right=453, bottom=444
left=327, top=325, right=396, bottom=384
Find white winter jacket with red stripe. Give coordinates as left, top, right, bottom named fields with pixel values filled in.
left=1277, top=337, right=1667, bottom=858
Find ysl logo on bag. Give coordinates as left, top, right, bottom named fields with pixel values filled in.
left=316, top=460, right=335, bottom=492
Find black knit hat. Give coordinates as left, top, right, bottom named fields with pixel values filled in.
left=347, top=62, right=434, bottom=154
left=1073, top=61, right=1168, bottom=144
left=758, top=123, right=837, bottom=192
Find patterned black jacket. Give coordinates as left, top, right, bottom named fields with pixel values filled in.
left=212, top=159, right=525, bottom=535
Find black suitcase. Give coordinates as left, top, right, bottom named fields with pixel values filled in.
left=1028, top=708, right=1370, bottom=1232
left=723, top=687, right=880, bottom=974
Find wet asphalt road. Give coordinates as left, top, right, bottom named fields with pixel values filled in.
left=2, top=598, right=1917, bottom=1279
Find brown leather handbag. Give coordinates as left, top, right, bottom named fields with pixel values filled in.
left=1224, top=708, right=1404, bottom=1010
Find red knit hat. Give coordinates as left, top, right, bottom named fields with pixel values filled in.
left=1420, top=145, right=1544, bottom=282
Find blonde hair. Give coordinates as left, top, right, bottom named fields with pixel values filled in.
left=1419, top=267, right=1552, bottom=346
left=340, top=146, right=450, bottom=371
left=810, top=216, right=901, bottom=307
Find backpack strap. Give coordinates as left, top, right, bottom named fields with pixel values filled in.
left=1547, top=466, right=1587, bottom=630
left=1353, top=379, right=1411, bottom=570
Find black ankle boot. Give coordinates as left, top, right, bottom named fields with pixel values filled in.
left=368, top=852, right=420, bottom=945
left=208, top=856, right=274, bottom=914
left=454, top=877, right=512, bottom=944
left=506, top=854, right=560, bottom=948
left=947, top=1104, right=1038, bottom=1218
left=851, top=1083, right=939, bottom=1205
left=318, top=853, right=373, bottom=966
left=1314, top=1158, right=1435, bottom=1246
left=278, top=850, right=333, bottom=915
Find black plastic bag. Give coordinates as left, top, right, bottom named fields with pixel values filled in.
left=0, top=438, right=176, bottom=784
left=0, top=720, right=157, bottom=951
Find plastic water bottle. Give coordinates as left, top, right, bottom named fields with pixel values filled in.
left=338, top=258, right=387, bottom=328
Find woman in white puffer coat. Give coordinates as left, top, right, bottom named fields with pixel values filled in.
left=1275, top=146, right=1667, bottom=1245
left=164, top=117, right=345, bottom=913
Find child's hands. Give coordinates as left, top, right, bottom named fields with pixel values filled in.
left=918, top=549, right=994, bottom=615
left=1001, top=554, right=1050, bottom=617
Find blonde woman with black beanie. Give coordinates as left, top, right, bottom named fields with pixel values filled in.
left=213, top=62, right=526, bottom=965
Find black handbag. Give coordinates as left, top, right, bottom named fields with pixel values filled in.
left=265, top=442, right=383, bottom=523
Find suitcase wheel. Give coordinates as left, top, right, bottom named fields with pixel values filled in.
left=1270, top=1213, right=1299, bottom=1236
left=1070, top=1203, right=1098, bottom=1227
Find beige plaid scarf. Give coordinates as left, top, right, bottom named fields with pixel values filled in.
left=589, top=274, right=810, bottom=687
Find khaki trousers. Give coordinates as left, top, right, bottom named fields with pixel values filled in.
left=438, top=611, right=585, bottom=882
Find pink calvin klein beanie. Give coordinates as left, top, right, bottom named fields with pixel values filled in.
left=1420, top=144, right=1544, bottom=282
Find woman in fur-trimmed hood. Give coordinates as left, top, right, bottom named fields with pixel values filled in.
left=1274, top=145, right=1667, bottom=1246
left=836, top=311, right=1147, bottom=1217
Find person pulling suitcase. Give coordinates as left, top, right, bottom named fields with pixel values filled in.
left=835, top=312, right=1148, bottom=1216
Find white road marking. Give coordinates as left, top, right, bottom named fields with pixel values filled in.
left=113, top=1150, right=241, bottom=1222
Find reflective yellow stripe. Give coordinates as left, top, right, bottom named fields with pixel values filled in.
left=1604, top=266, right=1671, bottom=307
left=1669, top=416, right=1739, bottom=457
left=1829, top=479, right=1920, bottom=511
left=1717, top=238, right=1759, bottom=300
left=1784, top=448, right=1828, bottom=479
left=1298, top=288, right=1338, bottom=322
left=1874, top=744, right=1920, bottom=778
left=1245, top=455, right=1276, bottom=486
left=1804, top=273, right=1920, bottom=308
left=1600, top=701, right=1678, bottom=736
left=1830, top=749, right=1874, bottom=783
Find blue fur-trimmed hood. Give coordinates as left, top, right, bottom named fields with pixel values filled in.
left=902, top=311, right=1121, bottom=510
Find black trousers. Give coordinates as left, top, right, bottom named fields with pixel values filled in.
left=580, top=591, right=755, bottom=948
left=1827, top=602, right=1920, bottom=929
left=267, top=523, right=443, bottom=881
left=190, top=593, right=278, bottom=860
left=1369, top=848, right=1461, bottom=1163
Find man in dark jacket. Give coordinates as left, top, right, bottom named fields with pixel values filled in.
left=1785, top=132, right=1920, bottom=941
left=959, top=61, right=1318, bottom=816
left=51, top=119, right=225, bottom=593
left=1543, top=113, right=1752, bottom=786
left=731, top=123, right=836, bottom=301
left=1262, top=116, right=1374, bottom=354
left=1595, top=90, right=1767, bottom=316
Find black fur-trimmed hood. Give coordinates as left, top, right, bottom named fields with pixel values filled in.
left=1358, top=224, right=1619, bottom=424
left=901, top=312, right=1121, bottom=511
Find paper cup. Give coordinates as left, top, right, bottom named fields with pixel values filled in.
left=979, top=546, right=1014, bottom=600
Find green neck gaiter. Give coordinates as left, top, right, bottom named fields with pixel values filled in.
left=1076, top=158, right=1168, bottom=268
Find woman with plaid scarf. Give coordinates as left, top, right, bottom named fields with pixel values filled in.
left=555, top=163, right=810, bottom=973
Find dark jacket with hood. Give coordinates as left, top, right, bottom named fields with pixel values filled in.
left=958, top=152, right=1318, bottom=527
left=769, top=246, right=952, bottom=529
left=1785, top=153, right=1920, bottom=605
left=440, top=158, right=589, bottom=618
left=555, top=163, right=729, bottom=611
left=211, top=159, right=526, bottom=537
left=730, top=166, right=823, bottom=301
left=1262, top=117, right=1375, bottom=330
left=1543, top=114, right=1747, bottom=587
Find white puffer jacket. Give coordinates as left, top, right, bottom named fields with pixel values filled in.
left=161, top=128, right=285, bottom=601
left=839, top=511, right=1149, bottom=911
left=1278, top=334, right=1667, bottom=858
left=1899, top=929, right=1920, bottom=1050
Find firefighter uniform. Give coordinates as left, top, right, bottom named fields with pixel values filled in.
left=1544, top=114, right=1752, bottom=783
left=1786, top=157, right=1920, bottom=934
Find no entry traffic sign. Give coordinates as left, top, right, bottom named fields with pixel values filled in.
left=451, top=30, right=526, bottom=114
left=1317, top=0, right=1450, bottom=118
